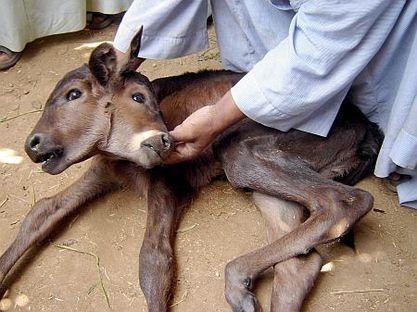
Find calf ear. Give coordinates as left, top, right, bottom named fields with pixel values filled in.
left=130, top=25, right=143, bottom=60
left=89, top=43, right=117, bottom=86
left=118, top=26, right=144, bottom=73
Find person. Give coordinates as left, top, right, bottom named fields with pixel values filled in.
left=113, top=0, right=417, bottom=209
left=0, top=0, right=133, bottom=70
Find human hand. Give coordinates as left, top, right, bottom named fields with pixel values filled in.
left=164, top=91, right=245, bottom=164
left=165, top=105, right=218, bottom=163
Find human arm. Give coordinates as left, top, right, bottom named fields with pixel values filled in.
left=164, top=0, right=405, bottom=163
left=231, top=0, right=406, bottom=136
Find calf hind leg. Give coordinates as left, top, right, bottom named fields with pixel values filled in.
left=222, top=151, right=373, bottom=312
left=253, top=193, right=322, bottom=312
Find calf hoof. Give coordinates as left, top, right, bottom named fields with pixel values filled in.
left=225, top=261, right=260, bottom=312
left=226, top=288, right=260, bottom=312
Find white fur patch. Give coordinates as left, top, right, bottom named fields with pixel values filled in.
left=129, top=130, right=165, bottom=150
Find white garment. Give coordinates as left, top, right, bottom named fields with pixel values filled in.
left=113, top=0, right=417, bottom=208
left=0, top=0, right=133, bottom=52
left=88, top=0, right=132, bottom=14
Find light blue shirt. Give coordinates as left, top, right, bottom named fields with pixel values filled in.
left=114, top=0, right=417, bottom=208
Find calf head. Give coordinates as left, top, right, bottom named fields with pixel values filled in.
left=25, top=29, right=173, bottom=174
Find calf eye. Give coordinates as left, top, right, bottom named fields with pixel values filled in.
left=132, top=93, right=145, bottom=103
left=67, top=89, right=82, bottom=101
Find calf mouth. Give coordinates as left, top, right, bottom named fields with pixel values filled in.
left=40, top=149, right=62, bottom=165
left=34, top=148, right=63, bottom=174
left=25, top=133, right=66, bottom=174
left=32, top=147, right=64, bottom=174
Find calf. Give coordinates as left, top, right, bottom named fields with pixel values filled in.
left=0, top=32, right=383, bottom=311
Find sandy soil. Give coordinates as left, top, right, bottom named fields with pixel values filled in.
left=0, top=22, right=416, bottom=312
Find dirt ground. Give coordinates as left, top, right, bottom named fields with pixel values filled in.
left=0, top=21, right=416, bottom=312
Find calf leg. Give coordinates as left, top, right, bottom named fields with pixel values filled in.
left=253, top=193, right=322, bottom=312
left=222, top=152, right=373, bottom=312
left=139, top=173, right=192, bottom=312
left=0, top=158, right=119, bottom=288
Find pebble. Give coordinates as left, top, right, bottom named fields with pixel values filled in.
left=15, top=294, right=30, bottom=307
left=320, top=262, right=335, bottom=272
left=0, top=298, right=12, bottom=311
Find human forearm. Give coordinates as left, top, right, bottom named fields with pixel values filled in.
left=210, top=91, right=246, bottom=137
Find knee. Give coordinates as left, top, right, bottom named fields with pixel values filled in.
left=325, top=188, right=373, bottom=241
left=139, top=243, right=174, bottom=271
left=352, top=188, right=374, bottom=216
left=225, top=258, right=253, bottom=289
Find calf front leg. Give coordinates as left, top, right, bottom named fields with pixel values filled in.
left=253, top=193, right=322, bottom=312
left=0, top=158, right=119, bottom=288
left=139, top=173, right=191, bottom=312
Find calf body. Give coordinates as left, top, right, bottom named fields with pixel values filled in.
left=0, top=36, right=382, bottom=311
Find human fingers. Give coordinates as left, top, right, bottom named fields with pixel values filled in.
left=169, top=124, right=195, bottom=143
left=163, top=150, right=186, bottom=164
left=163, top=142, right=198, bottom=164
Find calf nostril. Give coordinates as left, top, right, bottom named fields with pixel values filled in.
left=29, top=135, right=41, bottom=151
left=143, top=143, right=154, bottom=150
left=161, top=134, right=171, bottom=148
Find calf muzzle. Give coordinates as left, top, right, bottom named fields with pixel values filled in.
left=25, top=133, right=64, bottom=164
left=141, top=133, right=173, bottom=159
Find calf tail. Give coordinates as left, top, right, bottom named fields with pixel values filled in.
left=339, top=119, right=384, bottom=186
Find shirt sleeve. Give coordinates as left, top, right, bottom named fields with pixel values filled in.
left=231, top=0, right=405, bottom=136
left=113, top=0, right=209, bottom=59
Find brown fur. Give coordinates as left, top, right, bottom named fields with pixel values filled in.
left=0, top=34, right=383, bottom=312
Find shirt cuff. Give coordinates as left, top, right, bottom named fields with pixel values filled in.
left=113, top=23, right=138, bottom=53
left=390, top=128, right=417, bottom=170
left=231, top=72, right=293, bottom=131
left=231, top=71, right=341, bottom=136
